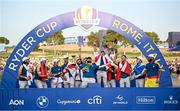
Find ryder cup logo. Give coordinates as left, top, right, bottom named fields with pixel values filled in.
left=74, top=5, right=100, bottom=31
left=36, top=96, right=49, bottom=108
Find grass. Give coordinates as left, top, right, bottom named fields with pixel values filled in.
left=163, top=52, right=180, bottom=57
left=118, top=52, right=141, bottom=58
left=4, top=46, right=14, bottom=50
left=44, top=49, right=93, bottom=54
left=1, top=48, right=180, bottom=60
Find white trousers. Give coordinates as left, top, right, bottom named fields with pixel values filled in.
left=75, top=80, right=82, bottom=88
left=51, top=78, right=62, bottom=88
left=19, top=81, right=29, bottom=89
left=135, top=79, right=145, bottom=88
left=35, top=80, right=47, bottom=88
left=120, top=77, right=130, bottom=88
left=64, top=77, right=75, bottom=88
left=81, top=78, right=96, bottom=88
left=97, top=70, right=108, bottom=87
left=107, top=79, right=116, bottom=88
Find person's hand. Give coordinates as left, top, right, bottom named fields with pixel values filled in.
left=59, top=72, right=62, bottom=76
left=82, top=68, right=86, bottom=72
left=63, top=76, right=67, bottom=81
left=27, top=69, right=32, bottom=73
left=156, top=79, right=159, bottom=84
left=49, top=74, right=54, bottom=77
left=110, top=69, right=114, bottom=73
left=66, top=67, right=70, bottom=70
left=28, top=76, right=31, bottom=80
left=25, top=76, right=30, bottom=80
left=78, top=46, right=81, bottom=51
left=134, top=75, right=138, bottom=79
left=63, top=69, right=66, bottom=73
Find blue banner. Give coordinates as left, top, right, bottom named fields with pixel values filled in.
left=0, top=88, right=179, bottom=110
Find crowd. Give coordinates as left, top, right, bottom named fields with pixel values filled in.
left=168, top=58, right=180, bottom=79
left=0, top=57, right=6, bottom=77
left=17, top=49, right=164, bottom=89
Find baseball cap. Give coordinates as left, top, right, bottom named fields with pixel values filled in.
left=53, top=59, right=59, bottom=62
left=22, top=57, right=29, bottom=62
left=148, top=54, right=155, bottom=58
left=40, top=58, right=47, bottom=62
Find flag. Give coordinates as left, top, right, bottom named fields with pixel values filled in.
left=99, top=30, right=106, bottom=51
left=78, top=36, right=84, bottom=46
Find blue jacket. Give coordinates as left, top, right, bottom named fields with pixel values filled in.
left=134, top=62, right=145, bottom=79
left=19, top=65, right=28, bottom=81
left=83, top=63, right=98, bottom=78
left=134, top=63, right=145, bottom=79
left=146, top=63, right=160, bottom=77
left=51, top=65, right=62, bottom=77
left=51, top=66, right=61, bottom=74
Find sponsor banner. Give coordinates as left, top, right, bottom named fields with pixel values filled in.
left=0, top=88, right=179, bottom=110
left=136, top=96, right=156, bottom=104
left=0, top=89, right=2, bottom=107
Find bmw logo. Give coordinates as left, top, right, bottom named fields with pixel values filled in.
left=36, top=96, right=49, bottom=108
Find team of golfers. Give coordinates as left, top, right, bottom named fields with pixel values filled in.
left=18, top=49, right=162, bottom=88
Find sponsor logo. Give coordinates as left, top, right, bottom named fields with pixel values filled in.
left=136, top=96, right=156, bottom=104
left=87, top=95, right=102, bottom=104
left=36, top=96, right=49, bottom=108
left=57, top=99, right=81, bottom=105
left=9, top=99, right=24, bottom=106
left=74, top=5, right=100, bottom=31
left=113, top=95, right=128, bottom=104
left=164, top=96, right=179, bottom=104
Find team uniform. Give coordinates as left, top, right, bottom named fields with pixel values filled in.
left=51, top=65, right=63, bottom=88
left=75, top=63, right=85, bottom=88
left=145, top=63, right=160, bottom=87
left=133, top=62, right=145, bottom=87
left=107, top=65, right=116, bottom=88
left=18, top=64, right=32, bottom=88
left=119, top=60, right=131, bottom=87
left=81, top=63, right=98, bottom=88
left=95, top=55, right=111, bottom=87
left=62, top=63, right=77, bottom=88
left=34, top=64, right=49, bottom=88
left=61, top=63, right=69, bottom=88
